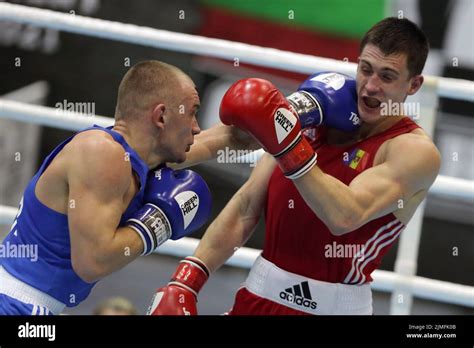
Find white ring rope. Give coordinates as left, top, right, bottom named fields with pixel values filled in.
left=0, top=2, right=473, bottom=102
left=0, top=99, right=111, bottom=131
left=1, top=98, right=473, bottom=201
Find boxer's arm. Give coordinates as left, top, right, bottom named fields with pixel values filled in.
left=147, top=155, right=273, bottom=315
left=193, top=153, right=276, bottom=272
left=67, top=134, right=143, bottom=283
left=169, top=123, right=260, bottom=170
left=293, top=134, right=440, bottom=235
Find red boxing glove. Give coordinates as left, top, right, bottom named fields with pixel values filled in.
left=147, top=256, right=209, bottom=315
left=220, top=78, right=317, bottom=179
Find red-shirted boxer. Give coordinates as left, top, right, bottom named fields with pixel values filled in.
left=148, top=17, right=441, bottom=315
left=229, top=118, right=422, bottom=315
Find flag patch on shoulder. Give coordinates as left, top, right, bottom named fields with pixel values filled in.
left=344, top=148, right=369, bottom=171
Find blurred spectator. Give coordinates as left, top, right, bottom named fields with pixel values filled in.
left=93, top=296, right=138, bottom=315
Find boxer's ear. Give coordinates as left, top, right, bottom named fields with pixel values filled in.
left=407, top=75, right=424, bottom=96
left=152, top=104, right=166, bottom=130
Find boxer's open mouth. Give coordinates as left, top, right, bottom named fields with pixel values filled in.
left=362, top=96, right=381, bottom=109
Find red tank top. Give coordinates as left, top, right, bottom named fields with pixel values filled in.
left=262, top=117, right=421, bottom=284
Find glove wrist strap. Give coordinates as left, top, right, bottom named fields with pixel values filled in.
left=170, top=256, right=210, bottom=296
left=277, top=136, right=318, bottom=179
left=127, top=203, right=172, bottom=255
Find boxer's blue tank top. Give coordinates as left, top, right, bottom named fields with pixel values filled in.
left=0, top=125, right=148, bottom=307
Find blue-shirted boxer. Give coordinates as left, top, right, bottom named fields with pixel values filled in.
left=0, top=60, right=216, bottom=315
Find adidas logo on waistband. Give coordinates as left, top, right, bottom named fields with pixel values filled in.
left=279, top=281, right=317, bottom=310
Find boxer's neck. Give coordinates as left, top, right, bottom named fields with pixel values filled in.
left=113, top=121, right=162, bottom=169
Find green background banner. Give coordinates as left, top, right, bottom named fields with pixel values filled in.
left=204, top=0, right=386, bottom=37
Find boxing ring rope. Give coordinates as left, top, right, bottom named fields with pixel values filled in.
left=1, top=3, right=473, bottom=312
left=0, top=2, right=473, bottom=102
left=0, top=99, right=111, bottom=131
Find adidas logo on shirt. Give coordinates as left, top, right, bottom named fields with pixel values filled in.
left=279, top=281, right=317, bottom=310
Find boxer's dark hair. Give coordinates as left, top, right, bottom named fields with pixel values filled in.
left=360, top=17, right=429, bottom=77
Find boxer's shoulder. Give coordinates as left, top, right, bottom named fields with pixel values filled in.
left=67, top=130, right=128, bottom=164
left=383, top=131, right=440, bottom=188
left=386, top=130, right=438, bottom=158
left=67, top=130, right=123, bottom=155
left=375, top=128, right=438, bottom=166
left=64, top=130, right=132, bottom=189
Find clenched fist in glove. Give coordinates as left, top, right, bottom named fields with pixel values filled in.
left=127, top=167, right=212, bottom=255
left=147, top=256, right=210, bottom=315
left=220, top=78, right=317, bottom=179
left=286, top=72, right=361, bottom=131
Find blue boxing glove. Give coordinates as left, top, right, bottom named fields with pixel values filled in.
left=287, top=72, right=361, bottom=132
left=127, top=167, right=212, bottom=255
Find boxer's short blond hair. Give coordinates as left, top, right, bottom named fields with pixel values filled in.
left=115, top=60, right=189, bottom=120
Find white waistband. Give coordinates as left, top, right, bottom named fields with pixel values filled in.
left=244, top=255, right=372, bottom=315
left=0, top=266, right=65, bottom=315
